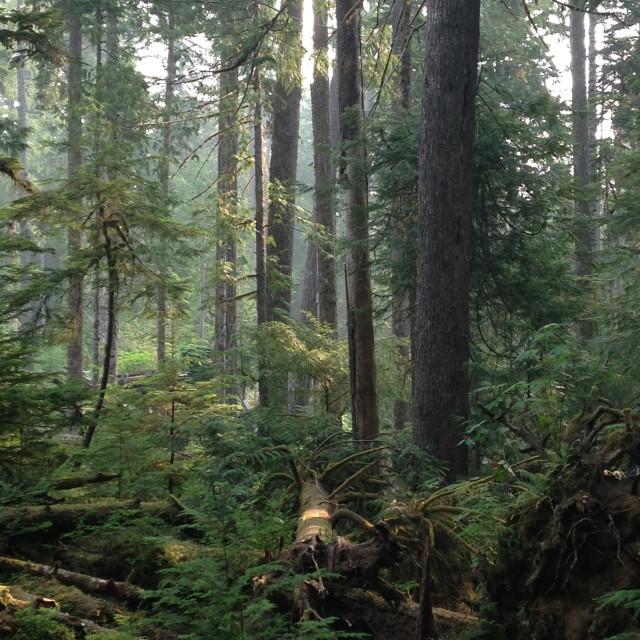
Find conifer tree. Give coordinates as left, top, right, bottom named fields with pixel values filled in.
left=337, top=0, right=379, bottom=441
left=311, top=0, right=337, bottom=334
left=413, top=0, right=480, bottom=477
left=64, top=3, right=84, bottom=387
left=266, top=0, right=303, bottom=322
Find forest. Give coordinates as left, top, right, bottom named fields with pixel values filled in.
left=0, top=0, right=640, bottom=638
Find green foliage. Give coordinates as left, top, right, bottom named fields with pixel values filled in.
left=14, top=608, right=74, bottom=640
left=253, top=320, right=348, bottom=414
left=597, top=590, right=640, bottom=621
left=469, top=323, right=608, bottom=465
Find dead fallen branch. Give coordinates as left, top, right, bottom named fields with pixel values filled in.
left=53, top=472, right=122, bottom=491
left=0, top=585, right=116, bottom=635
left=0, top=557, right=144, bottom=606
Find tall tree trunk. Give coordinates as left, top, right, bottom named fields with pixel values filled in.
left=91, top=6, right=103, bottom=389
left=254, top=66, right=269, bottom=408
left=83, top=209, right=117, bottom=449
left=92, top=266, right=101, bottom=387
left=413, top=0, right=480, bottom=478
left=336, top=0, right=379, bottom=442
left=265, top=0, right=303, bottom=322
left=214, top=67, right=239, bottom=379
left=391, top=0, right=413, bottom=431
left=15, top=0, right=36, bottom=338
left=105, top=6, right=119, bottom=383
left=199, top=252, right=207, bottom=342
left=588, top=12, right=600, bottom=245
left=66, top=9, right=84, bottom=385
left=158, top=16, right=176, bottom=364
left=571, top=0, right=597, bottom=339
left=312, top=0, right=337, bottom=333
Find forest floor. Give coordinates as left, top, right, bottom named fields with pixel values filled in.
left=3, top=407, right=640, bottom=639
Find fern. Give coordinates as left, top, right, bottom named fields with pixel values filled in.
left=596, top=589, right=640, bottom=617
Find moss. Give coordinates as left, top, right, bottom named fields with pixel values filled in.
left=14, top=608, right=74, bottom=640
left=0, top=587, right=15, bottom=611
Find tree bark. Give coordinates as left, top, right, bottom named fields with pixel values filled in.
left=15, top=0, right=36, bottom=337
left=254, top=63, right=269, bottom=408
left=105, top=4, right=119, bottom=383
left=92, top=266, right=101, bottom=387
left=0, top=500, right=192, bottom=539
left=265, top=0, right=303, bottom=322
left=300, top=241, right=318, bottom=324
left=391, top=0, right=413, bottom=431
left=214, top=66, right=239, bottom=379
left=312, top=0, right=337, bottom=333
left=588, top=12, right=601, bottom=249
left=0, top=556, right=144, bottom=606
left=158, top=14, right=176, bottom=364
left=66, top=9, right=84, bottom=385
left=83, top=210, right=117, bottom=449
left=572, top=0, right=597, bottom=339
left=413, top=0, right=480, bottom=478
left=336, top=0, right=379, bottom=441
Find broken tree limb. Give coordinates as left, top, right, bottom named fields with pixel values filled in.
left=0, top=499, right=191, bottom=539
left=53, top=472, right=122, bottom=491
left=320, top=446, right=387, bottom=481
left=0, top=585, right=116, bottom=635
left=329, top=458, right=381, bottom=499
left=331, top=507, right=376, bottom=534
left=0, top=557, right=144, bottom=606
left=417, top=538, right=437, bottom=640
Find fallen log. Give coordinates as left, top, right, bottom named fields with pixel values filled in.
left=0, top=557, right=144, bottom=606
left=53, top=472, right=122, bottom=491
left=0, top=585, right=116, bottom=635
left=0, top=499, right=194, bottom=539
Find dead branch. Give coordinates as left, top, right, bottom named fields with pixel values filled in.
left=0, top=585, right=116, bottom=635
left=0, top=556, right=144, bottom=605
left=53, top=472, right=122, bottom=491
left=329, top=459, right=382, bottom=499
left=331, top=508, right=376, bottom=534
left=320, top=446, right=387, bottom=481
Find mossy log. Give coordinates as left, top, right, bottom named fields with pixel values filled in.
left=53, top=472, right=122, bottom=491
left=0, top=557, right=144, bottom=606
left=0, top=585, right=116, bottom=635
left=0, top=499, right=192, bottom=540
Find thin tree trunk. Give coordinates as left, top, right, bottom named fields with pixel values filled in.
left=265, top=0, right=303, bottom=322
left=416, top=539, right=437, bottom=639
left=300, top=242, right=318, bottom=324
left=158, top=15, right=176, bottom=364
left=91, top=7, right=103, bottom=388
left=413, top=0, right=480, bottom=478
left=312, top=0, right=337, bottom=333
left=92, top=266, right=101, bottom=387
left=14, top=2, right=37, bottom=341
left=199, top=252, right=207, bottom=342
left=254, top=66, right=269, bottom=408
left=391, top=0, right=413, bottom=431
left=66, top=10, right=84, bottom=385
left=571, top=0, right=597, bottom=339
left=588, top=12, right=600, bottom=244
left=83, top=210, right=117, bottom=449
left=105, top=7, right=119, bottom=383
left=336, top=0, right=379, bottom=442
left=214, top=67, right=238, bottom=379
